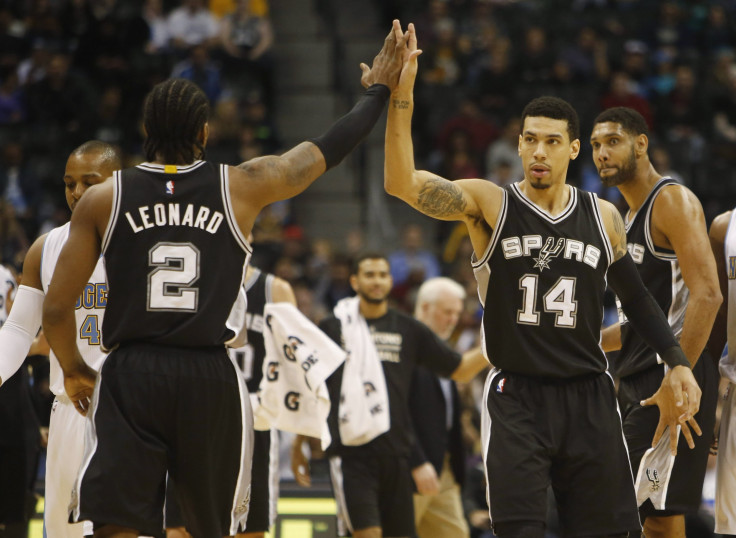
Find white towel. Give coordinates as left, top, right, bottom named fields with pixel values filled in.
left=256, top=303, right=345, bottom=449
left=334, top=297, right=390, bottom=446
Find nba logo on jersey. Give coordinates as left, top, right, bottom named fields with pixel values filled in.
left=496, top=378, right=506, bottom=393
left=165, top=180, right=175, bottom=195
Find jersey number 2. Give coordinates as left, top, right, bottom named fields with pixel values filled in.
left=517, top=275, right=577, bottom=328
left=147, top=243, right=200, bottom=312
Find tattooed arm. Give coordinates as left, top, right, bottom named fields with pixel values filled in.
left=598, top=198, right=628, bottom=262
left=384, top=23, right=500, bottom=254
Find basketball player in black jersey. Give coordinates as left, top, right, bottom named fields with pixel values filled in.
left=591, top=107, right=721, bottom=538
left=381, top=23, right=701, bottom=537
left=166, top=264, right=296, bottom=538
left=41, top=21, right=409, bottom=538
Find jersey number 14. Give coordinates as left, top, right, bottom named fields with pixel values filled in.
left=517, top=274, right=578, bottom=328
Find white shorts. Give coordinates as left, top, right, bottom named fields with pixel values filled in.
left=45, top=396, right=93, bottom=538
left=716, top=383, right=736, bottom=534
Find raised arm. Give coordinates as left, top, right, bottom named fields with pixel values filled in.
left=227, top=21, right=408, bottom=237
left=383, top=22, right=500, bottom=257
left=651, top=185, right=722, bottom=365
left=0, top=235, right=46, bottom=386
left=707, top=211, right=730, bottom=359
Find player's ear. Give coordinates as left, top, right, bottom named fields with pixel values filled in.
left=199, top=122, right=210, bottom=147
left=349, top=274, right=359, bottom=293
left=569, top=138, right=580, bottom=160
left=636, top=133, right=648, bottom=156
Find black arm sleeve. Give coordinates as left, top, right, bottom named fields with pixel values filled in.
left=607, top=253, right=690, bottom=369
left=413, top=320, right=462, bottom=377
left=308, top=84, right=391, bottom=170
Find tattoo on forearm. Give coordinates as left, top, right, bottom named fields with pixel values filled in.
left=392, top=99, right=410, bottom=110
left=611, top=209, right=628, bottom=260
left=417, top=177, right=467, bottom=218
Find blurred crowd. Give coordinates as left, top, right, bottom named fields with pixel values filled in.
left=1, top=0, right=734, bottom=536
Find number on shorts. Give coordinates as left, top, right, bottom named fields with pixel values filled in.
left=229, top=343, right=255, bottom=381
left=147, top=242, right=200, bottom=312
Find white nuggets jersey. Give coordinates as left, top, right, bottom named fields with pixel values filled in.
left=723, top=210, right=736, bottom=384
left=42, top=222, right=108, bottom=396
left=0, top=264, right=16, bottom=326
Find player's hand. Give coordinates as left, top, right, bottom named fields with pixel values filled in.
left=63, top=361, right=96, bottom=416
left=411, top=462, right=440, bottom=496
left=291, top=435, right=311, bottom=487
left=359, top=20, right=410, bottom=91
left=641, top=365, right=702, bottom=455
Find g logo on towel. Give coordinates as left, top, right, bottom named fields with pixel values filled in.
left=283, top=336, right=305, bottom=361
left=285, top=391, right=301, bottom=411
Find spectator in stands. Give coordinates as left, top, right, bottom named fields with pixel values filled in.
left=167, top=0, right=219, bottom=52
left=220, top=0, right=275, bottom=100
left=600, top=71, right=653, bottom=129
left=0, top=142, right=41, bottom=241
left=485, top=116, right=523, bottom=184
left=25, top=50, right=97, bottom=151
left=171, top=44, right=223, bottom=104
left=0, top=69, right=25, bottom=126
left=389, top=223, right=441, bottom=290
left=142, top=0, right=171, bottom=54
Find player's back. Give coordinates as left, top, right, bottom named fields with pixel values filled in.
left=474, top=183, right=613, bottom=378
left=101, top=160, right=251, bottom=350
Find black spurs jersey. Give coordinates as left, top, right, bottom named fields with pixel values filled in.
left=101, top=161, right=251, bottom=350
left=230, top=267, right=272, bottom=392
left=616, top=178, right=687, bottom=378
left=473, top=183, right=613, bottom=378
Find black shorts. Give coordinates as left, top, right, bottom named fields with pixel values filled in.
left=72, top=343, right=253, bottom=537
left=618, top=354, right=719, bottom=519
left=482, top=369, right=641, bottom=537
left=165, top=428, right=278, bottom=533
left=329, top=453, right=414, bottom=536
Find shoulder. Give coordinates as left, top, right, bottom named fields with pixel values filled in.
left=270, top=275, right=296, bottom=305
left=653, top=182, right=701, bottom=209
left=19, top=233, right=49, bottom=290
left=710, top=210, right=733, bottom=243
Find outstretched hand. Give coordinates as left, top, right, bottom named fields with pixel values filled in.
left=360, top=20, right=417, bottom=91
left=641, top=365, right=702, bottom=455
left=64, top=361, right=97, bottom=416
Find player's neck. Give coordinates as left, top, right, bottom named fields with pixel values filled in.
left=359, top=300, right=388, bottom=319
left=519, top=180, right=571, bottom=216
left=618, top=164, right=662, bottom=215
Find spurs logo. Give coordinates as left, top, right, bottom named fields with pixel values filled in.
left=533, top=237, right=565, bottom=271
left=646, top=468, right=660, bottom=491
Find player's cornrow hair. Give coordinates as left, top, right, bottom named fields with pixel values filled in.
left=142, top=78, right=210, bottom=164
left=521, top=96, right=580, bottom=142
left=594, top=107, right=649, bottom=138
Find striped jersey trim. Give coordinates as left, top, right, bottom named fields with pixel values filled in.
left=590, top=192, right=614, bottom=267
left=220, top=164, right=252, bottom=255
left=643, top=179, right=678, bottom=261
left=510, top=182, right=578, bottom=224
left=135, top=160, right=207, bottom=174
left=472, top=189, right=508, bottom=269
left=244, top=267, right=262, bottom=292
left=101, top=170, right=122, bottom=255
